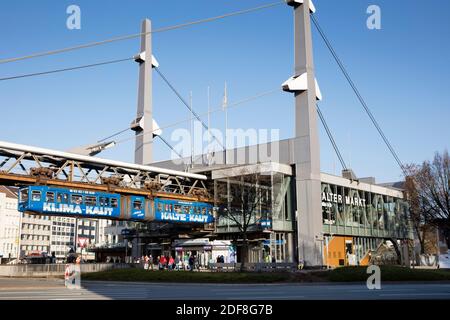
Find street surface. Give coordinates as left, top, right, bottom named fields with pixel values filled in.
left=0, top=278, right=449, bottom=300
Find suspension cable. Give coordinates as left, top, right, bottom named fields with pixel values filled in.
left=157, top=135, right=183, bottom=159
left=113, top=88, right=280, bottom=145
left=0, top=1, right=284, bottom=65
left=0, top=57, right=133, bottom=82
left=311, top=13, right=407, bottom=176
left=155, top=67, right=226, bottom=150
left=316, top=104, right=348, bottom=170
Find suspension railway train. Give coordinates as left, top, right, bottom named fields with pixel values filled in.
left=18, top=185, right=214, bottom=224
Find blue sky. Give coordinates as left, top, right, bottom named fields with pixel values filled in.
left=0, top=0, right=449, bottom=183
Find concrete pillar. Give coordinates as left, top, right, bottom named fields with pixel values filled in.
left=288, top=0, right=323, bottom=267
left=287, top=232, right=294, bottom=263
left=134, top=19, right=153, bottom=165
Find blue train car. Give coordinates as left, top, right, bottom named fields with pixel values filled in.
left=154, top=198, right=214, bottom=224
left=18, top=186, right=122, bottom=219
left=18, top=186, right=215, bottom=224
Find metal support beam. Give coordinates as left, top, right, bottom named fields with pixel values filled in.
left=286, top=0, right=323, bottom=267
left=134, top=19, right=154, bottom=165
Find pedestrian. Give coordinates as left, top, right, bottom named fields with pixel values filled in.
left=175, top=255, right=180, bottom=271
left=149, top=254, right=153, bottom=270
left=194, top=255, right=199, bottom=271
left=160, top=255, right=167, bottom=270
left=169, top=256, right=175, bottom=270
left=188, top=255, right=194, bottom=271
left=144, top=255, right=149, bottom=270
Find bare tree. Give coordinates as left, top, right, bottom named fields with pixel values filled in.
left=404, top=171, right=432, bottom=254
left=407, top=151, right=450, bottom=249
left=215, top=168, right=269, bottom=270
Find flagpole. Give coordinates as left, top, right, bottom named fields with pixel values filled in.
left=190, top=91, right=194, bottom=169
left=223, top=82, right=228, bottom=165
left=207, top=86, right=211, bottom=165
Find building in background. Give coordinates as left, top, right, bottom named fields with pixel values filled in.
left=50, top=217, right=109, bottom=262
left=19, top=212, right=52, bottom=259
left=0, top=186, right=21, bottom=262
left=50, top=216, right=76, bottom=262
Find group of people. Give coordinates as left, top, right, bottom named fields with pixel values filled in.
left=138, top=254, right=199, bottom=271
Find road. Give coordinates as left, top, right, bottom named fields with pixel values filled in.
left=0, top=278, right=449, bottom=300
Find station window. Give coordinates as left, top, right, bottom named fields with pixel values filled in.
left=133, top=200, right=142, bottom=210
left=111, top=198, right=118, bottom=208
left=71, top=194, right=83, bottom=205
left=31, top=190, right=41, bottom=201
left=46, top=192, right=55, bottom=202
left=85, top=196, right=97, bottom=206
left=99, top=197, right=109, bottom=207
left=57, top=193, right=68, bottom=204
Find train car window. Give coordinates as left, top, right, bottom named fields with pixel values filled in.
left=46, top=192, right=55, bottom=202
left=99, top=197, right=109, bottom=207
left=71, top=194, right=83, bottom=205
left=85, top=196, right=97, bottom=206
left=201, top=207, right=206, bottom=214
left=31, top=190, right=41, bottom=202
left=165, top=204, right=170, bottom=211
left=194, top=206, right=200, bottom=214
left=20, top=189, right=29, bottom=202
left=57, top=193, right=68, bottom=204
left=111, top=198, right=118, bottom=208
left=133, top=200, right=142, bottom=210
left=157, top=203, right=163, bottom=212
left=174, top=205, right=181, bottom=213
left=183, top=206, right=190, bottom=214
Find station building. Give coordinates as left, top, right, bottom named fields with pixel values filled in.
left=154, top=138, right=413, bottom=267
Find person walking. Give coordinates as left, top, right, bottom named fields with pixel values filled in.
left=188, top=255, right=194, bottom=271
left=144, top=255, right=149, bottom=270
left=175, top=255, right=180, bottom=271
left=148, top=254, right=153, bottom=270
left=160, top=255, right=167, bottom=270
left=168, top=256, right=175, bottom=270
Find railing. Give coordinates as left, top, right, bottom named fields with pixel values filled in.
left=208, top=263, right=297, bottom=272
left=0, top=263, right=131, bottom=277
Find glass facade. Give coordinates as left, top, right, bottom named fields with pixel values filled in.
left=214, top=171, right=294, bottom=233
left=321, top=182, right=412, bottom=239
